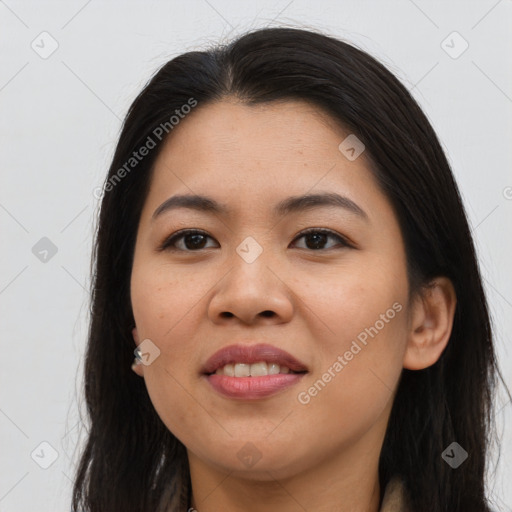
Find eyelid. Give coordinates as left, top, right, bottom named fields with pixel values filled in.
left=157, top=227, right=354, bottom=252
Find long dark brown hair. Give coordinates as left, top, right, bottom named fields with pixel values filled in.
left=71, top=26, right=510, bottom=512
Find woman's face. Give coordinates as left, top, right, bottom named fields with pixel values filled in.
left=130, top=99, right=411, bottom=481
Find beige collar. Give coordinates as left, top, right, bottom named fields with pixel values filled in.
left=380, top=476, right=410, bottom=512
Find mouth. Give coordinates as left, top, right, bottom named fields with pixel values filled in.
left=201, top=343, right=308, bottom=399
left=201, top=342, right=309, bottom=375
left=205, top=361, right=307, bottom=377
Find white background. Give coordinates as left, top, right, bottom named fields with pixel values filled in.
left=1, top=1, right=511, bottom=510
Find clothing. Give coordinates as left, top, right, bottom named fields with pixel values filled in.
left=380, top=476, right=410, bottom=512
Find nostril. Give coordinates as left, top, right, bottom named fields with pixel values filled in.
left=261, top=310, right=274, bottom=317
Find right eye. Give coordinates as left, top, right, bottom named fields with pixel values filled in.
left=158, top=229, right=218, bottom=252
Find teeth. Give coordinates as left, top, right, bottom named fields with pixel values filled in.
left=234, top=363, right=250, bottom=377
left=249, top=362, right=268, bottom=376
left=223, top=363, right=234, bottom=377
left=214, top=361, right=295, bottom=376
left=268, top=363, right=280, bottom=375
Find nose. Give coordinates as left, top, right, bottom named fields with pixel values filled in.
left=207, top=252, right=294, bottom=326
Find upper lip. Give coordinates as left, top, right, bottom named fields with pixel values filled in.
left=202, top=343, right=309, bottom=375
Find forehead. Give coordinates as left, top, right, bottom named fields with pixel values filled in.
left=142, top=99, right=388, bottom=225
left=160, top=98, right=349, bottom=159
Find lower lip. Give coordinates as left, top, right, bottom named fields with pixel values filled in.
left=205, top=373, right=306, bottom=399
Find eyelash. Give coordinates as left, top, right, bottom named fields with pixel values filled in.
left=158, top=228, right=353, bottom=252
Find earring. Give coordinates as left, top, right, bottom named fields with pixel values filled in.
left=132, top=347, right=143, bottom=370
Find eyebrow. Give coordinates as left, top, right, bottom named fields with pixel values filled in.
left=152, top=192, right=369, bottom=222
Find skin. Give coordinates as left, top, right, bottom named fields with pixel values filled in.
left=130, top=99, right=456, bottom=512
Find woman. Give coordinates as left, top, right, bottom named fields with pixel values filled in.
left=72, top=27, right=510, bottom=512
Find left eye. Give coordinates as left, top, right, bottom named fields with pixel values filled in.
left=293, top=228, right=350, bottom=250
left=159, top=228, right=350, bottom=252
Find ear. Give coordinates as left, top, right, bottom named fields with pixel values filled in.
left=403, top=277, right=457, bottom=370
left=131, top=327, right=144, bottom=377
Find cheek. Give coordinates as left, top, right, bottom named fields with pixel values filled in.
left=130, top=261, right=213, bottom=438
left=292, top=259, right=408, bottom=422
left=294, top=252, right=408, bottom=351
left=293, top=304, right=407, bottom=457
left=130, top=260, right=207, bottom=342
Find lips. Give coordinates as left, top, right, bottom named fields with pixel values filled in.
left=201, top=343, right=309, bottom=375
